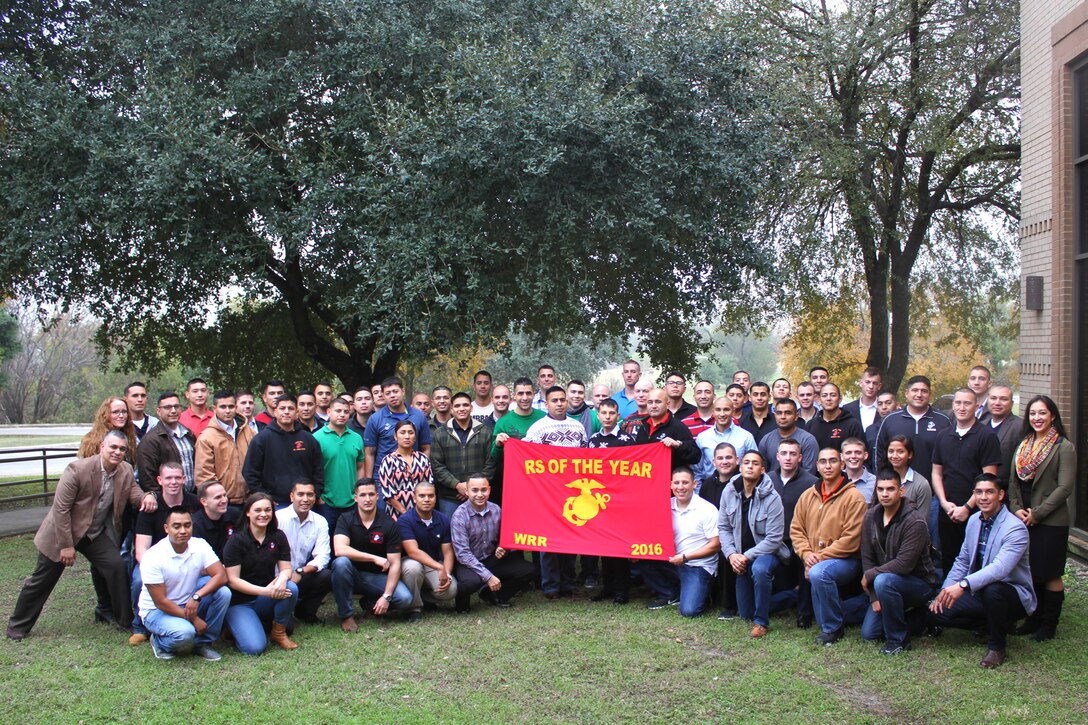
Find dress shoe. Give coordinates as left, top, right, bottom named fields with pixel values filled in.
left=612, top=595, right=629, bottom=605
left=94, top=609, right=118, bottom=626
left=980, top=649, right=1006, bottom=669
left=590, top=591, right=615, bottom=602
left=127, top=633, right=148, bottom=646
left=5, top=627, right=27, bottom=642
left=750, top=624, right=769, bottom=639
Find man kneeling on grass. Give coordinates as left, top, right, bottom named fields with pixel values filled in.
left=139, top=507, right=231, bottom=661
left=641, top=466, right=720, bottom=617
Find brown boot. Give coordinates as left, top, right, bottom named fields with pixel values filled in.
left=270, top=622, right=299, bottom=650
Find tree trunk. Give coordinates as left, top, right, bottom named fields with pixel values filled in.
left=886, top=264, right=913, bottom=394
left=865, top=261, right=890, bottom=376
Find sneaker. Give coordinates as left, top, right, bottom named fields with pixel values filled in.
left=647, top=596, right=679, bottom=610
left=879, top=642, right=911, bottom=656
left=127, top=633, right=148, bottom=646
left=750, top=624, right=769, bottom=638
left=150, top=637, right=174, bottom=660
left=193, top=645, right=222, bottom=661
left=718, top=609, right=737, bottom=621
left=796, top=613, right=813, bottom=629
left=816, top=628, right=844, bottom=646
left=584, top=577, right=600, bottom=589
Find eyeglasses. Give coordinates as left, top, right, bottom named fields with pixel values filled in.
left=160, top=404, right=181, bottom=410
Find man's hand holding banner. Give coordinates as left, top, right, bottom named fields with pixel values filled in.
left=499, top=439, right=675, bottom=560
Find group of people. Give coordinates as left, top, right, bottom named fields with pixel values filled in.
left=5, top=361, right=1076, bottom=670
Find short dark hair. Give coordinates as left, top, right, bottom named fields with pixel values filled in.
left=329, top=397, right=352, bottom=410
left=665, top=371, right=686, bottom=382
left=275, top=393, right=297, bottom=406
left=713, top=441, right=737, bottom=455
left=235, top=389, right=254, bottom=399
left=451, top=391, right=472, bottom=404
left=158, top=391, right=179, bottom=404
left=596, top=398, right=618, bottom=411
left=875, top=468, right=901, bottom=485
left=778, top=437, right=802, bottom=451
left=212, top=389, right=235, bottom=403
left=291, top=479, right=316, bottom=493
left=975, top=471, right=1005, bottom=493
left=537, top=364, right=556, bottom=374
left=513, top=377, right=533, bottom=389
left=774, top=397, right=796, bottom=412
left=809, top=366, right=829, bottom=376
left=198, top=480, right=225, bottom=498
left=726, top=383, right=746, bottom=394
left=262, top=380, right=285, bottom=393
left=124, top=381, right=147, bottom=396
left=186, top=377, right=207, bottom=390
left=671, top=465, right=695, bottom=480
left=354, top=477, right=377, bottom=493
left=545, top=385, right=565, bottom=399
left=749, top=382, right=770, bottom=394
left=381, top=376, right=404, bottom=391
left=862, top=366, right=882, bottom=378
left=473, top=370, right=492, bottom=382
left=353, top=386, right=371, bottom=397
left=431, top=385, right=451, bottom=396
left=158, top=461, right=184, bottom=476
left=568, top=379, right=585, bottom=389
left=297, top=389, right=316, bottom=399
left=164, top=505, right=192, bottom=521
left=905, top=375, right=931, bottom=389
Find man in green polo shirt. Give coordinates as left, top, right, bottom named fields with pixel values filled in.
left=490, top=377, right=545, bottom=506
left=315, top=397, right=366, bottom=529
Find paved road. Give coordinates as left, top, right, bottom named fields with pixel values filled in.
left=0, top=424, right=90, bottom=437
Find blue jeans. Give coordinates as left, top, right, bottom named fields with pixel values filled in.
left=225, top=581, right=299, bottom=655
left=540, top=553, right=576, bottom=595
left=808, top=558, right=867, bottom=633
left=641, top=561, right=715, bottom=617
left=314, top=503, right=354, bottom=532
left=436, top=498, right=461, bottom=518
left=131, top=564, right=147, bottom=635
left=736, top=555, right=780, bottom=627
left=860, top=573, right=934, bottom=647
left=143, top=583, right=231, bottom=654
left=330, top=556, right=412, bottom=620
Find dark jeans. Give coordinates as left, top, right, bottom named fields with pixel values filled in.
left=454, top=554, right=536, bottom=609
left=9, top=535, right=132, bottom=635
left=314, top=503, right=354, bottom=532
left=296, top=568, right=333, bottom=620
left=540, top=553, right=577, bottom=595
left=860, top=573, right=934, bottom=647
left=640, top=561, right=715, bottom=617
left=937, top=512, right=967, bottom=576
left=928, top=581, right=1027, bottom=651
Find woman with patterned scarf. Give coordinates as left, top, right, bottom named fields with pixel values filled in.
left=1007, top=395, right=1076, bottom=642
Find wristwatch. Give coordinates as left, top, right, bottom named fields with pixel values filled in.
left=295, top=566, right=305, bottom=575
left=382, top=594, right=393, bottom=602
left=192, top=592, right=202, bottom=602
left=958, top=579, right=970, bottom=592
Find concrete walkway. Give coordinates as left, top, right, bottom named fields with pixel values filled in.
left=0, top=505, right=50, bottom=538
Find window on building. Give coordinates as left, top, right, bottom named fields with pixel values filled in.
left=1074, top=60, right=1088, bottom=529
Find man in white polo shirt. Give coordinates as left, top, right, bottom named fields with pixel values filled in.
left=139, top=507, right=231, bottom=661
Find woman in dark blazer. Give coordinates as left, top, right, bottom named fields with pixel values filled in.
left=1007, top=395, right=1076, bottom=641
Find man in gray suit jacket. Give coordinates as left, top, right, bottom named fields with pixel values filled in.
left=7, top=431, right=157, bottom=640
left=928, top=472, right=1035, bottom=669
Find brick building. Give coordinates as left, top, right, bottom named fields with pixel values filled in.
left=1020, top=0, right=1088, bottom=542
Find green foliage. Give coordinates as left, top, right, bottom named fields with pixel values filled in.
left=0, top=310, right=18, bottom=390
left=697, top=329, right=780, bottom=387
left=482, top=329, right=626, bottom=387
left=0, top=0, right=780, bottom=387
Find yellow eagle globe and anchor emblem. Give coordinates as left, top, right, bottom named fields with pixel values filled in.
left=563, top=478, right=611, bottom=526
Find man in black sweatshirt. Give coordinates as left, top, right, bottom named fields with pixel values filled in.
left=242, top=394, right=324, bottom=505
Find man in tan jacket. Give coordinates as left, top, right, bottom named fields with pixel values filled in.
left=7, top=431, right=157, bottom=640
left=195, top=390, right=256, bottom=505
left=790, top=446, right=868, bottom=645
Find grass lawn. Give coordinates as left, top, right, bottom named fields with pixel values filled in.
left=0, top=436, right=81, bottom=448
left=0, top=535, right=1085, bottom=724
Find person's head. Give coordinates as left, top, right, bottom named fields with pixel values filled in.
left=235, top=390, right=255, bottom=419
left=314, top=382, right=334, bottom=410
left=596, top=398, right=619, bottom=430
left=621, top=359, right=641, bottom=389
left=185, top=377, right=209, bottom=408
left=296, top=390, right=317, bottom=422
left=776, top=438, right=802, bottom=475
left=725, top=383, right=747, bottom=412
left=566, top=380, right=586, bottom=409
left=545, top=385, right=568, bottom=418
left=261, top=380, right=285, bottom=411
left=840, top=437, right=868, bottom=472
left=739, top=450, right=765, bottom=485
left=241, top=493, right=277, bottom=534
left=211, top=390, right=236, bottom=424
left=646, top=388, right=669, bottom=420
left=664, top=372, right=686, bottom=400
left=670, top=466, right=696, bottom=502
left=732, top=370, right=751, bottom=389
left=157, top=392, right=182, bottom=425
left=290, top=480, right=317, bottom=516
left=198, top=480, right=229, bottom=518
left=492, top=385, right=512, bottom=414
left=972, top=472, right=1006, bottom=517
left=124, top=382, right=149, bottom=416
left=353, top=386, right=374, bottom=416
left=876, top=390, right=898, bottom=417
left=450, top=391, right=473, bottom=424
left=411, top=391, right=433, bottom=415
left=1024, top=395, right=1067, bottom=440
left=748, top=382, right=770, bottom=411
left=809, top=366, right=829, bottom=388
left=431, top=386, right=452, bottom=414
left=693, top=380, right=716, bottom=410
left=773, top=398, right=798, bottom=431
left=394, top=418, right=417, bottom=450
left=473, top=370, right=493, bottom=400
left=353, top=478, right=379, bottom=513
left=796, top=382, right=816, bottom=410
left=816, top=447, right=843, bottom=482
left=950, top=388, right=978, bottom=425
left=466, top=474, right=491, bottom=510
left=274, top=393, right=298, bottom=429
left=371, top=383, right=386, bottom=407
left=157, top=461, right=186, bottom=498
left=874, top=469, right=904, bottom=511
left=163, top=507, right=193, bottom=548
left=885, top=435, right=914, bottom=472
left=771, top=378, right=791, bottom=400
left=712, top=396, right=734, bottom=428
left=633, top=379, right=654, bottom=408
left=591, top=384, right=611, bottom=406
left=536, top=365, right=556, bottom=390
left=819, top=383, right=842, bottom=413
left=987, top=384, right=1013, bottom=421
left=328, top=396, right=352, bottom=428
left=904, top=376, right=932, bottom=412
left=968, top=365, right=992, bottom=397
left=859, top=367, right=883, bottom=401
left=713, top=442, right=739, bottom=478
left=100, top=430, right=129, bottom=468
left=513, top=378, right=535, bottom=413
left=412, top=481, right=438, bottom=515
left=381, top=377, right=405, bottom=410
left=96, top=396, right=130, bottom=432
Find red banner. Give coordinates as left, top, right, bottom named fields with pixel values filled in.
left=499, top=439, right=675, bottom=560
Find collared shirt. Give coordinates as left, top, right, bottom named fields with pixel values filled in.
left=179, top=408, right=214, bottom=440
left=694, top=424, right=757, bottom=480
left=363, top=406, right=432, bottom=475
left=857, top=400, right=879, bottom=431
left=222, top=529, right=291, bottom=604
left=138, top=536, right=219, bottom=614
left=531, top=390, right=548, bottom=411
left=134, top=491, right=200, bottom=546
left=333, top=509, right=402, bottom=574
left=971, top=514, right=996, bottom=573
left=192, top=510, right=235, bottom=559
left=87, top=462, right=116, bottom=541
left=672, top=495, right=719, bottom=576
left=451, top=501, right=501, bottom=581
left=214, top=415, right=238, bottom=441
left=611, top=389, right=638, bottom=419
left=132, top=414, right=160, bottom=444
left=397, top=507, right=453, bottom=563
left=314, top=425, right=365, bottom=509
left=167, top=424, right=196, bottom=491
left=848, top=469, right=877, bottom=504
left=276, top=506, right=331, bottom=571
left=681, top=411, right=715, bottom=438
